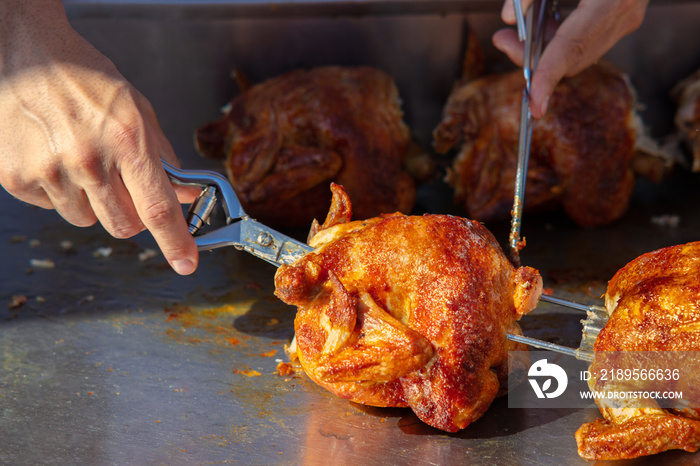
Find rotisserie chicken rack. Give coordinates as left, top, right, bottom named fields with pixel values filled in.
left=162, top=160, right=607, bottom=361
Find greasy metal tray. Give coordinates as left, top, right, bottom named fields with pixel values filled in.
left=3, top=170, right=699, bottom=466
left=3, top=2, right=700, bottom=464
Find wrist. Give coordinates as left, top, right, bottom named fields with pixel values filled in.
left=0, top=0, right=76, bottom=73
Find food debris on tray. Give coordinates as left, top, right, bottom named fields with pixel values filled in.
left=29, top=258, right=55, bottom=269
left=92, top=247, right=113, bottom=258
left=8, top=294, right=27, bottom=309
left=650, top=214, right=680, bottom=229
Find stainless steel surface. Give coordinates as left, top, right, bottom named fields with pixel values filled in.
left=6, top=172, right=700, bottom=466
left=2, top=1, right=700, bottom=464
left=162, top=162, right=246, bottom=223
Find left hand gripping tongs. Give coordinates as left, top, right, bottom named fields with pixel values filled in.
left=162, top=160, right=312, bottom=266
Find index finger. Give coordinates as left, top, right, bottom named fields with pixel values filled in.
left=122, top=157, right=199, bottom=275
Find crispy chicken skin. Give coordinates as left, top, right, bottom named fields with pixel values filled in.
left=274, top=183, right=543, bottom=432
left=434, top=62, right=639, bottom=227
left=576, top=241, right=700, bottom=460
left=195, top=66, right=429, bottom=227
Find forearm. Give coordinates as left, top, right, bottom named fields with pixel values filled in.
left=0, top=0, right=199, bottom=275
left=0, top=1, right=76, bottom=73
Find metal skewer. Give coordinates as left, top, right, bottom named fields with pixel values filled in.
left=506, top=333, right=592, bottom=361
left=509, top=0, right=548, bottom=266
left=540, top=293, right=603, bottom=313
left=507, top=293, right=610, bottom=362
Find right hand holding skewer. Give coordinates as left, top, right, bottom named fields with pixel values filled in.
left=493, top=0, right=650, bottom=118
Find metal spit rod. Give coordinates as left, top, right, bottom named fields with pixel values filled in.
left=508, top=0, right=549, bottom=266
left=507, top=294, right=609, bottom=362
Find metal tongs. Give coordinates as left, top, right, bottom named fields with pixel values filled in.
left=162, top=160, right=312, bottom=266
left=163, top=161, right=608, bottom=361
left=507, top=295, right=610, bottom=362
left=509, top=0, right=550, bottom=266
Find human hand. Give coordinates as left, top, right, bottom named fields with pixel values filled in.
left=492, top=0, right=649, bottom=118
left=0, top=1, right=199, bottom=275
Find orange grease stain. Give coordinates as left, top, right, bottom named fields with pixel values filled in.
left=233, top=369, right=261, bottom=377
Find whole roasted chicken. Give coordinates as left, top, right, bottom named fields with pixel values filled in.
left=195, top=66, right=430, bottom=227
left=274, top=183, right=543, bottom=432
left=434, top=62, right=664, bottom=227
left=673, top=69, right=700, bottom=172
left=576, top=241, right=700, bottom=460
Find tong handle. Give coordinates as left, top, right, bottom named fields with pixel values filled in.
left=162, top=160, right=312, bottom=264
left=162, top=160, right=246, bottom=224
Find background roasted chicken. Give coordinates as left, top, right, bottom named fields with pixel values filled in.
left=673, top=68, right=700, bottom=172
left=274, top=184, right=542, bottom=432
left=576, top=241, right=700, bottom=460
left=434, top=62, right=665, bottom=228
left=194, top=66, right=432, bottom=227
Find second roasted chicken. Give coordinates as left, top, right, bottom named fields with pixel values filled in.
left=274, top=184, right=542, bottom=432
left=434, top=62, right=665, bottom=227
left=195, top=66, right=431, bottom=227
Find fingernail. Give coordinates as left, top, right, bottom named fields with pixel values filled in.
left=171, top=259, right=195, bottom=275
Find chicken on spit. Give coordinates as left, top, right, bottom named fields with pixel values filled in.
left=434, top=62, right=665, bottom=227
left=575, top=241, right=700, bottom=460
left=194, top=66, right=431, bottom=228
left=274, top=183, right=543, bottom=432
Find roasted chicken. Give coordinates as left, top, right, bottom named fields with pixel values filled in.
left=673, top=69, right=700, bottom=172
left=274, top=183, right=543, bottom=432
left=576, top=241, right=700, bottom=460
left=195, top=66, right=431, bottom=227
left=434, top=62, right=664, bottom=227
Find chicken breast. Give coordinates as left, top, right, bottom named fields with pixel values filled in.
left=274, top=183, right=542, bottom=432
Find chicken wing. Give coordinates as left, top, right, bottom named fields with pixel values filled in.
left=274, top=183, right=542, bottom=432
